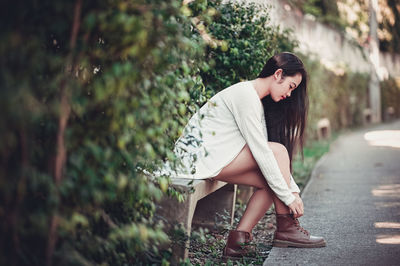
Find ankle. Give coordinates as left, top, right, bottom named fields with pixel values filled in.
left=234, top=227, right=253, bottom=241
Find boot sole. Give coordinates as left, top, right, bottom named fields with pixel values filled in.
left=273, top=239, right=326, bottom=248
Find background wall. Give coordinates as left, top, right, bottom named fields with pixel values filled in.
left=231, top=0, right=400, bottom=79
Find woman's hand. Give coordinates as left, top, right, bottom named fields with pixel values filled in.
left=288, top=193, right=304, bottom=218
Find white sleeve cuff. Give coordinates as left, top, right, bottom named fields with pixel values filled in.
left=289, top=174, right=301, bottom=193
left=284, top=193, right=296, bottom=206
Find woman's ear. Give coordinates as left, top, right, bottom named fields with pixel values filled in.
left=274, top=68, right=283, bottom=80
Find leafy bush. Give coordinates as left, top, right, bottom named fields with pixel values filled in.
left=0, top=0, right=209, bottom=264
left=197, top=0, right=298, bottom=94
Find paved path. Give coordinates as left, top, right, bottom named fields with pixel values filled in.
left=264, top=120, right=400, bottom=266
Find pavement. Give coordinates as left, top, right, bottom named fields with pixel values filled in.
left=264, top=119, right=400, bottom=266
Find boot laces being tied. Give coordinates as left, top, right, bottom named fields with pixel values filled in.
left=293, top=217, right=309, bottom=235
left=273, top=214, right=326, bottom=248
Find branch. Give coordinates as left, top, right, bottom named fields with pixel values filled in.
left=46, top=1, right=82, bottom=265
left=53, top=84, right=71, bottom=186
left=184, top=4, right=221, bottom=48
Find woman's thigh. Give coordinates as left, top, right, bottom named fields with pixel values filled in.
left=213, top=144, right=268, bottom=189
left=213, top=142, right=290, bottom=189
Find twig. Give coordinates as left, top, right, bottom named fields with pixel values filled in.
left=46, top=1, right=82, bottom=265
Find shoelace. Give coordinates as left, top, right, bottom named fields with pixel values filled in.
left=293, top=218, right=310, bottom=236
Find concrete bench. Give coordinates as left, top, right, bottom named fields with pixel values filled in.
left=156, top=178, right=237, bottom=262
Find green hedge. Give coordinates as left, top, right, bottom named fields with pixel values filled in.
left=0, top=0, right=208, bottom=265
left=197, top=0, right=297, bottom=94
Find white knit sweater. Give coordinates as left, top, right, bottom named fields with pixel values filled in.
left=164, top=81, right=299, bottom=206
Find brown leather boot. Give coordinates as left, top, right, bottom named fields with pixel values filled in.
left=223, top=230, right=255, bottom=259
left=273, top=214, right=326, bottom=248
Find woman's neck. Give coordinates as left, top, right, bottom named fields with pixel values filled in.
left=251, top=77, right=272, bottom=99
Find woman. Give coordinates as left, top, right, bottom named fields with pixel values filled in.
left=165, top=52, right=326, bottom=259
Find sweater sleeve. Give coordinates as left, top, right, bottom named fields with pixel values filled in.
left=290, top=174, right=301, bottom=193
left=223, top=84, right=296, bottom=206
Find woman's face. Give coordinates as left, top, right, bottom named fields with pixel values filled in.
left=270, top=70, right=302, bottom=102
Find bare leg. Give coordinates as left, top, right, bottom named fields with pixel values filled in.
left=238, top=186, right=274, bottom=233
left=214, top=143, right=294, bottom=233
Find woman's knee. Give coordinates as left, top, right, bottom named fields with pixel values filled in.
left=268, top=142, right=291, bottom=184
left=268, top=142, right=289, bottom=160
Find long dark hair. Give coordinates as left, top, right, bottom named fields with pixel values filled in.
left=258, top=52, right=308, bottom=169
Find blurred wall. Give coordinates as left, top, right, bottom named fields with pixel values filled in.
left=228, top=0, right=400, bottom=79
